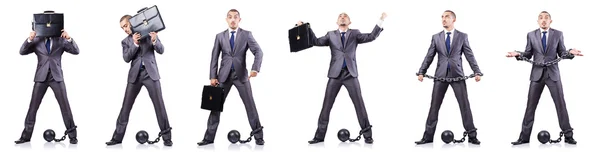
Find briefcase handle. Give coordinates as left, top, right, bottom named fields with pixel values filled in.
left=137, top=7, right=149, bottom=13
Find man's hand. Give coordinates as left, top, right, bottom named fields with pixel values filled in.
left=569, top=48, right=583, bottom=56
left=380, top=12, right=387, bottom=20
left=296, top=21, right=303, bottom=26
left=506, top=51, right=520, bottom=57
left=149, top=32, right=158, bottom=43
left=60, top=29, right=70, bottom=40
left=210, top=79, right=219, bottom=86
left=418, top=74, right=424, bottom=82
left=29, top=31, right=36, bottom=41
left=133, top=33, right=141, bottom=45
left=475, top=75, right=481, bottom=82
left=248, top=71, right=258, bottom=80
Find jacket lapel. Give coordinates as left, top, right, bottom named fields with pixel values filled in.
left=450, top=31, right=460, bottom=54
left=438, top=31, right=448, bottom=56
left=233, top=28, right=244, bottom=54
left=333, top=30, right=343, bottom=51
left=50, top=38, right=59, bottom=54
left=532, top=30, right=544, bottom=54
left=546, top=29, right=555, bottom=55
left=343, top=29, right=351, bottom=49
left=223, top=30, right=232, bottom=54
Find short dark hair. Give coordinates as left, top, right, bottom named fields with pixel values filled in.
left=444, top=10, right=456, bottom=19
left=540, top=11, right=551, bottom=19
left=120, top=15, right=132, bottom=22
left=228, top=9, right=240, bottom=17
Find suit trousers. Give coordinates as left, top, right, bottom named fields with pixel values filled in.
left=110, top=67, right=172, bottom=142
left=313, top=68, right=372, bottom=140
left=203, top=68, right=263, bottom=141
left=20, top=71, right=77, bottom=140
left=422, top=80, right=477, bottom=140
left=519, top=68, right=573, bottom=140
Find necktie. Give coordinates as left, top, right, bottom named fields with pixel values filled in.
left=341, top=32, right=346, bottom=68
left=45, top=38, right=51, bottom=54
left=541, top=31, right=547, bottom=53
left=230, top=31, right=236, bottom=69
left=446, top=32, right=451, bottom=70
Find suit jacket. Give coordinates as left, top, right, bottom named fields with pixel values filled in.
left=210, top=28, right=263, bottom=83
left=417, top=29, right=482, bottom=78
left=516, top=28, right=574, bottom=82
left=122, top=35, right=164, bottom=83
left=309, top=25, right=383, bottom=78
left=20, top=37, right=80, bottom=82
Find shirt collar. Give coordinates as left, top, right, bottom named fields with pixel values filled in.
left=539, top=28, right=549, bottom=33
left=444, top=28, right=455, bottom=34
left=228, top=28, right=238, bottom=34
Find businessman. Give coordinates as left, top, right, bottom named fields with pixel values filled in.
left=506, top=11, right=582, bottom=145
left=298, top=12, right=387, bottom=144
left=105, top=15, right=173, bottom=146
left=197, top=9, right=265, bottom=146
left=15, top=28, right=80, bottom=144
left=415, top=10, right=482, bottom=145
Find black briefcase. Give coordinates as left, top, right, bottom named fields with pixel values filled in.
left=201, top=85, right=225, bottom=112
left=32, top=11, right=63, bottom=37
left=288, top=22, right=314, bottom=52
left=130, top=5, right=165, bottom=39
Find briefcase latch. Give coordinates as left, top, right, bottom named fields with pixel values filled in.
left=143, top=20, right=148, bottom=26
left=209, top=95, right=212, bottom=100
left=296, top=35, right=300, bottom=40
left=46, top=21, right=51, bottom=27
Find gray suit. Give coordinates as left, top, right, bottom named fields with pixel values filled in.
left=308, top=25, right=383, bottom=140
left=417, top=29, right=482, bottom=140
left=203, top=28, right=264, bottom=141
left=18, top=36, right=79, bottom=140
left=515, top=28, right=575, bottom=140
left=109, top=35, right=172, bottom=142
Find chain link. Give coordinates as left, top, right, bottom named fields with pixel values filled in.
left=417, top=73, right=482, bottom=83
left=148, top=127, right=171, bottom=144
left=452, top=131, right=468, bottom=143
left=348, top=125, right=372, bottom=142
left=514, top=51, right=572, bottom=67
left=54, top=126, right=77, bottom=142
left=549, top=131, right=564, bottom=143
left=239, top=126, right=264, bottom=144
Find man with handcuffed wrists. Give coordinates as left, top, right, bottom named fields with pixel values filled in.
left=506, top=11, right=582, bottom=145
left=415, top=10, right=482, bottom=145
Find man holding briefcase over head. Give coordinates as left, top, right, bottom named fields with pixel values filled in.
left=105, top=14, right=173, bottom=146
left=296, top=12, right=387, bottom=144
left=197, top=9, right=265, bottom=146
left=15, top=10, right=79, bottom=144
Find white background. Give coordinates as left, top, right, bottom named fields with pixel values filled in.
left=0, top=0, right=597, bottom=151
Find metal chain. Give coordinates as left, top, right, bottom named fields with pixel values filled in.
left=148, top=127, right=171, bottom=144
left=452, top=131, right=468, bottom=143
left=549, top=131, right=564, bottom=143
left=54, top=126, right=77, bottom=142
left=239, top=126, right=264, bottom=144
left=417, top=73, right=483, bottom=83
left=514, top=51, right=571, bottom=67
left=349, top=125, right=372, bottom=142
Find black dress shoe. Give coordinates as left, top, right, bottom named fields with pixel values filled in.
left=70, top=137, right=78, bottom=144
left=14, top=138, right=30, bottom=144
left=308, top=138, right=324, bottom=144
left=415, top=139, right=433, bottom=145
left=564, top=137, right=577, bottom=145
left=468, top=137, right=480, bottom=145
left=511, top=139, right=529, bottom=145
left=255, top=138, right=265, bottom=145
left=163, top=139, right=173, bottom=146
left=197, top=140, right=213, bottom=146
left=364, top=137, right=373, bottom=144
left=105, top=140, right=122, bottom=146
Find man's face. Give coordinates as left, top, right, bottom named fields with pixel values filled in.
left=120, top=20, right=132, bottom=35
left=337, top=13, right=350, bottom=26
left=538, top=13, right=552, bottom=30
left=442, top=12, right=455, bottom=28
left=226, top=11, right=241, bottom=29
